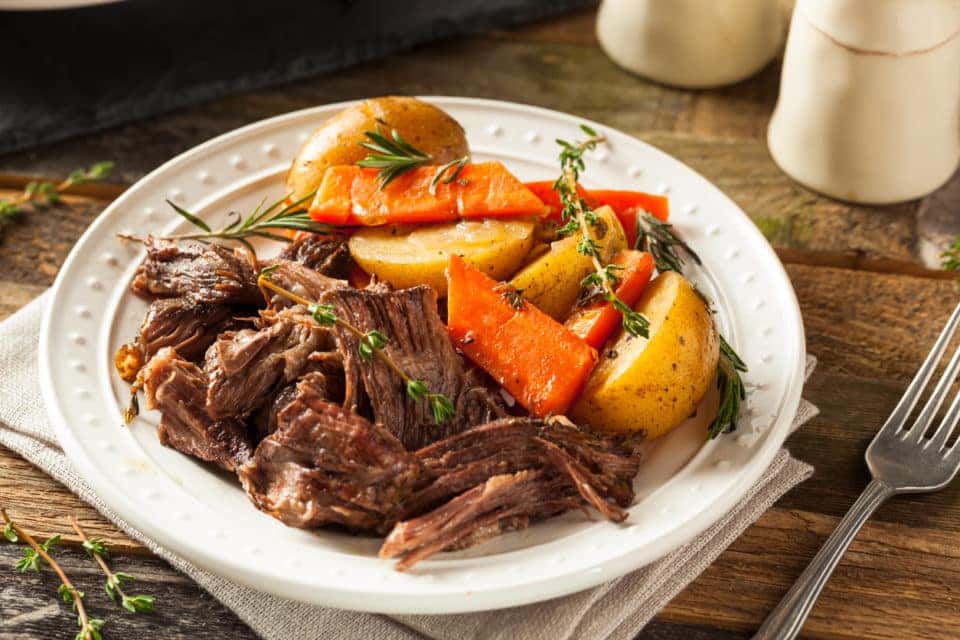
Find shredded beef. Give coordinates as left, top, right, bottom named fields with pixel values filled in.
left=278, top=235, right=354, bottom=278
left=380, top=470, right=582, bottom=571
left=204, top=307, right=336, bottom=419
left=137, top=297, right=247, bottom=362
left=251, top=355, right=346, bottom=441
left=259, top=259, right=347, bottom=310
left=130, top=236, right=261, bottom=305
left=380, top=417, right=642, bottom=570
left=239, top=377, right=424, bottom=532
left=140, top=347, right=252, bottom=472
left=322, top=285, right=505, bottom=449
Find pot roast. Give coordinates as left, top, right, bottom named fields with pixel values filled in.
left=124, top=239, right=644, bottom=570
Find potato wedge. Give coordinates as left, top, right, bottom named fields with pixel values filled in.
left=571, top=271, right=720, bottom=438
left=285, top=96, right=469, bottom=202
left=348, top=219, right=536, bottom=296
left=509, top=205, right=627, bottom=320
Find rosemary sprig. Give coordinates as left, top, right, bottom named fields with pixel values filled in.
left=709, top=336, right=747, bottom=439
left=357, top=126, right=432, bottom=188
left=2, top=509, right=104, bottom=640
left=429, top=156, right=470, bottom=196
left=257, top=271, right=456, bottom=423
left=357, top=123, right=470, bottom=193
left=70, top=517, right=155, bottom=614
left=635, top=213, right=701, bottom=273
left=142, top=191, right=334, bottom=259
left=554, top=126, right=650, bottom=339
left=0, top=162, right=114, bottom=232
left=634, top=208, right=748, bottom=438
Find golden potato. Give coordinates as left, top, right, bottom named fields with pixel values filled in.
left=285, top=96, right=469, bottom=202
left=348, top=219, right=535, bottom=296
left=509, top=205, right=627, bottom=320
left=571, top=271, right=720, bottom=438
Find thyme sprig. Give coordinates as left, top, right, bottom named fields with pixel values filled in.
left=357, top=123, right=469, bottom=192
left=554, top=126, right=650, bottom=339
left=2, top=509, right=104, bottom=640
left=257, top=271, right=455, bottom=424
left=636, top=210, right=748, bottom=438
left=135, top=192, right=334, bottom=259
left=0, top=162, right=114, bottom=232
left=70, top=517, right=155, bottom=614
left=941, top=236, right=960, bottom=273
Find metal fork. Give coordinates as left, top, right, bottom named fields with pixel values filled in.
left=754, top=301, right=960, bottom=640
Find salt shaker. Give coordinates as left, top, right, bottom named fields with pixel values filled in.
left=596, top=0, right=786, bottom=88
left=768, top=0, right=960, bottom=204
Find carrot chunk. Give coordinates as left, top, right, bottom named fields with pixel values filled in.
left=310, top=162, right=547, bottom=225
left=524, top=181, right=670, bottom=248
left=446, top=255, right=598, bottom=417
left=564, top=250, right=655, bottom=350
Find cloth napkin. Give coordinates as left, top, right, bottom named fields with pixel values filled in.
left=0, top=293, right=816, bottom=640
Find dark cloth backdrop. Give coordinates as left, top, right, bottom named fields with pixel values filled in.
left=0, top=0, right=590, bottom=154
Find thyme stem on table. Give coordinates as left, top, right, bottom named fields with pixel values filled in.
left=554, top=126, right=650, bottom=339
left=0, top=162, right=114, bottom=233
left=70, top=517, right=155, bottom=614
left=2, top=509, right=104, bottom=640
left=257, top=271, right=455, bottom=424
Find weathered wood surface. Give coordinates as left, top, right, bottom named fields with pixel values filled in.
left=3, top=6, right=960, bottom=640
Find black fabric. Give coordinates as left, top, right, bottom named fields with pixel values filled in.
left=0, top=0, right=590, bottom=155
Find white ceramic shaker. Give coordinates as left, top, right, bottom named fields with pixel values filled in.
left=768, top=0, right=960, bottom=204
left=596, top=0, right=787, bottom=88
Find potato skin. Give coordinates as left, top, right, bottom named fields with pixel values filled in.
left=509, top=205, right=627, bottom=320
left=285, top=96, right=469, bottom=202
left=571, top=271, right=720, bottom=439
left=348, top=219, right=535, bottom=297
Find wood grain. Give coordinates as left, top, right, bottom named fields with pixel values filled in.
left=3, top=6, right=960, bottom=640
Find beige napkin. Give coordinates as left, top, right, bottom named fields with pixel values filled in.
left=0, top=294, right=816, bottom=639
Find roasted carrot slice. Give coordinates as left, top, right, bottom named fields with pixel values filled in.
left=564, top=250, right=655, bottom=350
left=524, top=181, right=670, bottom=248
left=310, top=162, right=547, bottom=226
left=446, top=255, right=598, bottom=417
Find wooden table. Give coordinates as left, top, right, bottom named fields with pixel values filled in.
left=3, top=8, right=960, bottom=639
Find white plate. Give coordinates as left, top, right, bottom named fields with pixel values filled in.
left=40, top=97, right=805, bottom=614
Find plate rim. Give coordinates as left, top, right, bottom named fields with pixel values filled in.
left=39, top=96, right=806, bottom=613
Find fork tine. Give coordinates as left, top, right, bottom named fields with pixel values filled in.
left=929, top=382, right=960, bottom=450
left=878, top=301, right=960, bottom=437
left=906, top=341, right=960, bottom=442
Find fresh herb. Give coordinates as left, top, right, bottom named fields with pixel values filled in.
left=0, top=162, right=114, bottom=232
left=258, top=273, right=456, bottom=424
left=635, top=213, right=701, bottom=273
left=941, top=236, right=960, bottom=273
left=123, top=192, right=335, bottom=260
left=357, top=123, right=470, bottom=192
left=709, top=336, right=748, bottom=438
left=1, top=509, right=103, bottom=640
left=357, top=125, right=433, bottom=188
left=70, top=517, right=156, bottom=614
left=635, top=209, right=748, bottom=438
left=429, top=156, right=470, bottom=196
left=553, top=126, right=650, bottom=339
left=494, top=283, right=525, bottom=310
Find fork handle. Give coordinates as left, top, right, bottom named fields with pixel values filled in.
left=752, top=479, right=895, bottom=640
